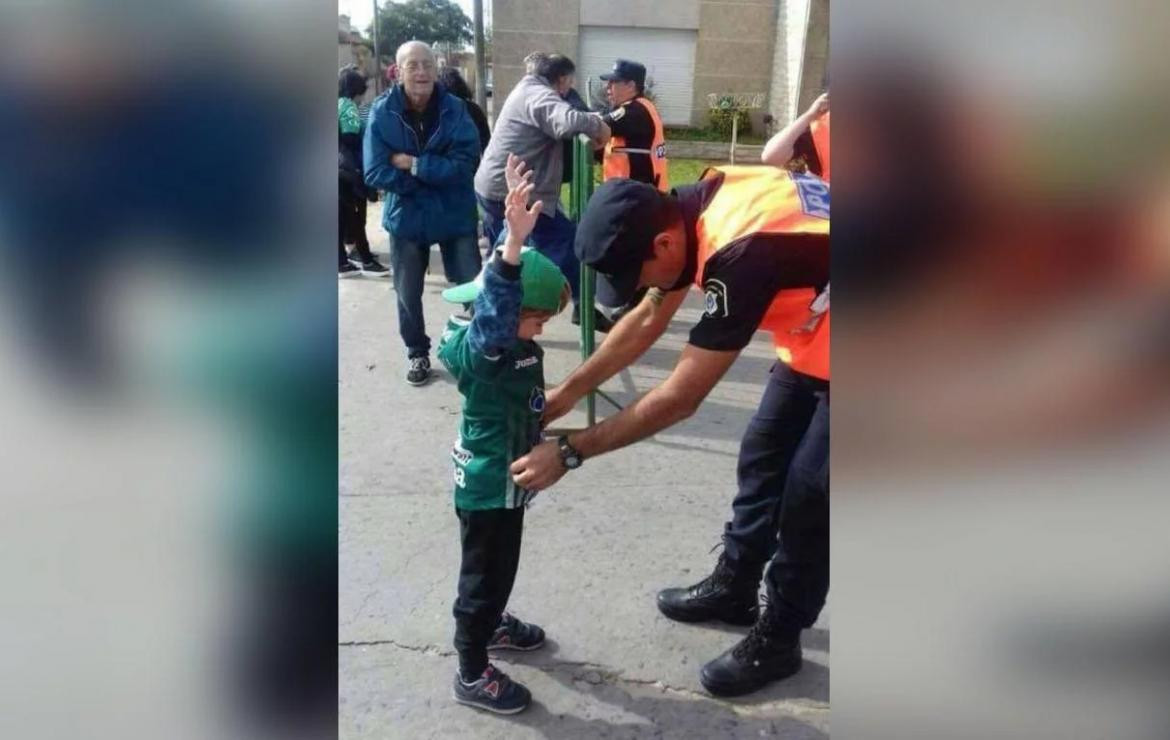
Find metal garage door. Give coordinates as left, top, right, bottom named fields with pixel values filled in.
left=579, top=26, right=697, bottom=126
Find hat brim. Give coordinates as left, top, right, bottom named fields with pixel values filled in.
left=599, top=73, right=627, bottom=82
left=441, top=279, right=481, bottom=304
left=595, top=266, right=641, bottom=308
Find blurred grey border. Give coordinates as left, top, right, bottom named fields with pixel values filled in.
left=0, top=2, right=339, bottom=739
left=833, top=1, right=1170, bottom=738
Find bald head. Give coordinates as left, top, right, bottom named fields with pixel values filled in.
left=396, top=40, right=434, bottom=67
left=396, top=41, right=436, bottom=108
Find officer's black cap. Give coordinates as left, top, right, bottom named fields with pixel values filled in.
left=574, top=178, right=671, bottom=308
left=599, top=59, right=647, bottom=89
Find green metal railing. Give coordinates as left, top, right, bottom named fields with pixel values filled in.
left=569, top=134, right=597, bottom=424
left=568, top=134, right=624, bottom=426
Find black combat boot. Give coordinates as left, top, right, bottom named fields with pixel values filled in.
left=699, top=598, right=803, bottom=697
left=656, top=552, right=761, bottom=626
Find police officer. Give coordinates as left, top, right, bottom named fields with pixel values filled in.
left=510, top=164, right=830, bottom=697
left=599, top=59, right=669, bottom=192
left=597, top=59, right=670, bottom=320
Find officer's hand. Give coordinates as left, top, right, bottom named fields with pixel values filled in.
left=541, top=385, right=574, bottom=426
left=510, top=440, right=566, bottom=493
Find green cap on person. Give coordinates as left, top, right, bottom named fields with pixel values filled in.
left=442, top=248, right=569, bottom=313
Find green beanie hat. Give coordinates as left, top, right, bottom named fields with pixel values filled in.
left=442, top=248, right=568, bottom=313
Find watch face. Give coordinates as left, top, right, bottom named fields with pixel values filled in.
left=559, top=437, right=582, bottom=469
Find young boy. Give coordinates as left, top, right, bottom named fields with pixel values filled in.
left=437, top=178, right=571, bottom=714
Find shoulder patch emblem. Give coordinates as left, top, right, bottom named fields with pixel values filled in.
left=703, top=279, right=729, bottom=318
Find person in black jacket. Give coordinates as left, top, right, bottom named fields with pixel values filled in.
left=338, top=66, right=388, bottom=276
left=438, top=67, right=491, bottom=155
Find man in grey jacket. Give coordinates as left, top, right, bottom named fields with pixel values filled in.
left=474, top=53, right=612, bottom=328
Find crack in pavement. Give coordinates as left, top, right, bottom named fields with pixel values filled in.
left=339, top=641, right=828, bottom=715
left=339, top=639, right=456, bottom=657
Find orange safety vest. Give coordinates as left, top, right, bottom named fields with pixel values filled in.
left=810, top=111, right=830, bottom=182
left=603, top=97, right=669, bottom=192
left=694, top=166, right=830, bottom=380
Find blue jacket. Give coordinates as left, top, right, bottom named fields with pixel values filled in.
left=363, top=83, right=479, bottom=242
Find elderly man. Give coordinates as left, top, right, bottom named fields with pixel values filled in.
left=474, top=53, right=614, bottom=331
left=365, top=41, right=482, bottom=386
left=509, top=160, right=830, bottom=698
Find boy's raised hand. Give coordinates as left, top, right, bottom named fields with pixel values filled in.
left=502, top=180, right=542, bottom=264
left=504, top=153, right=534, bottom=192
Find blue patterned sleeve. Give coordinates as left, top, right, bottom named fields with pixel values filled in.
left=467, top=257, right=522, bottom=358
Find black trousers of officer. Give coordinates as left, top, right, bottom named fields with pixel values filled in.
left=722, top=361, right=829, bottom=639
left=452, top=506, right=525, bottom=679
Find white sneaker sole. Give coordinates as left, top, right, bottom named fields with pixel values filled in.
left=406, top=371, right=433, bottom=387
left=452, top=692, right=529, bottom=715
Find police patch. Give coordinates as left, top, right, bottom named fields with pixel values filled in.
left=703, top=279, right=729, bottom=318
left=529, top=387, right=546, bottom=414
left=791, top=171, right=830, bottom=219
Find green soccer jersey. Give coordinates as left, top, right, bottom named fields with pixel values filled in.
left=436, top=273, right=547, bottom=510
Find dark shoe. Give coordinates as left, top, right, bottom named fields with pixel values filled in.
left=656, top=552, right=760, bottom=626
left=488, top=612, right=546, bottom=652
left=357, top=256, right=389, bottom=277
left=609, top=304, right=634, bottom=325
left=699, top=603, right=802, bottom=697
left=339, top=261, right=360, bottom=278
left=570, top=305, right=615, bottom=334
left=406, top=356, right=432, bottom=386
left=452, top=664, right=531, bottom=715
left=610, top=287, right=648, bottom=325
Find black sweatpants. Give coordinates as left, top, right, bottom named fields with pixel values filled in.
left=452, top=506, right=525, bottom=678
left=338, top=184, right=373, bottom=265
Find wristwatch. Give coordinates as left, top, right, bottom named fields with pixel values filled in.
left=557, top=435, right=583, bottom=470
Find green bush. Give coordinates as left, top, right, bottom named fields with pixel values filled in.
left=708, top=96, right=753, bottom=138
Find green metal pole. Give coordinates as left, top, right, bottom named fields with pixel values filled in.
left=572, top=135, right=597, bottom=425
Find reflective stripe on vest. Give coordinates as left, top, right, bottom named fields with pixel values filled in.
left=810, top=112, right=830, bottom=182
left=603, top=97, right=669, bottom=192
left=694, top=166, right=830, bottom=380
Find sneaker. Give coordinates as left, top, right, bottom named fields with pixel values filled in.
left=570, top=305, right=615, bottom=334
left=699, top=598, right=802, bottom=697
left=487, top=612, right=546, bottom=652
left=357, top=256, right=390, bottom=277
left=406, top=356, right=432, bottom=386
left=656, top=550, right=761, bottom=626
left=610, top=288, right=649, bottom=325
left=339, top=261, right=360, bottom=278
left=452, top=664, right=532, bottom=715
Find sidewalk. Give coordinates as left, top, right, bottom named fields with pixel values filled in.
left=339, top=207, right=829, bottom=738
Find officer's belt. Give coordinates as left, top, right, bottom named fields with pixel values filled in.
left=611, top=147, right=653, bottom=154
